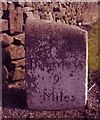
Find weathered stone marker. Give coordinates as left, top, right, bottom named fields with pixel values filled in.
left=25, top=18, right=88, bottom=110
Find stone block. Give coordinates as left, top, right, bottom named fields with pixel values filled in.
left=8, top=3, right=23, bottom=34
left=0, top=1, right=7, bottom=11
left=0, top=19, right=8, bottom=32
left=6, top=44, right=25, bottom=60
left=16, top=6, right=23, bottom=33
left=25, top=19, right=88, bottom=110
left=13, top=67, right=25, bottom=80
left=8, top=2, right=16, bottom=34
left=0, top=33, right=14, bottom=44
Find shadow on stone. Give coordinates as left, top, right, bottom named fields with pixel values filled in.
left=2, top=88, right=27, bottom=109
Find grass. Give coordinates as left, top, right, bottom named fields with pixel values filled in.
left=88, top=20, right=100, bottom=72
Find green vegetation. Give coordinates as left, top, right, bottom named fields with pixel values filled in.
left=88, top=20, right=100, bottom=72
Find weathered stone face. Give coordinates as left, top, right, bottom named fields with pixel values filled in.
left=0, top=19, right=8, bottom=32
left=25, top=18, right=88, bottom=110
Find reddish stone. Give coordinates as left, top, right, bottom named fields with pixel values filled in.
left=13, top=67, right=25, bottom=80
left=8, top=3, right=23, bottom=34
left=6, top=44, right=25, bottom=60
left=0, top=33, right=13, bottom=44
left=8, top=2, right=16, bottom=34
left=25, top=1, right=32, bottom=7
left=16, top=6, right=23, bottom=33
left=0, top=19, right=8, bottom=32
left=0, top=2, right=7, bottom=11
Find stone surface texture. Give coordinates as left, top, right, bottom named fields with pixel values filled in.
left=8, top=2, right=17, bottom=34
left=0, top=33, right=13, bottom=44
left=1, top=2, right=97, bottom=87
left=0, top=19, right=8, bottom=31
left=5, top=44, right=25, bottom=60
left=25, top=18, right=88, bottom=110
left=0, top=1, right=7, bottom=11
left=13, top=67, right=25, bottom=80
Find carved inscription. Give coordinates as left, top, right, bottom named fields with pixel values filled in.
left=29, top=50, right=84, bottom=71
left=43, top=90, right=75, bottom=102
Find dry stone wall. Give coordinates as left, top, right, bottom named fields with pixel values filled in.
left=1, top=1, right=98, bottom=82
